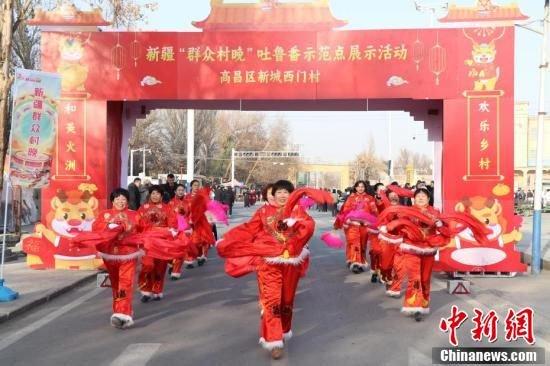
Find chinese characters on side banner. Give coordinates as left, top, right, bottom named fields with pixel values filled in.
left=9, top=69, right=61, bottom=188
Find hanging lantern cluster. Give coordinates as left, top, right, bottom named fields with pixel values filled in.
left=429, top=32, right=446, bottom=86
left=131, top=32, right=140, bottom=67
left=412, top=31, right=424, bottom=72
left=111, top=33, right=125, bottom=80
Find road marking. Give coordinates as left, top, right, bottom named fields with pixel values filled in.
left=110, top=343, right=162, bottom=366
left=0, top=287, right=103, bottom=352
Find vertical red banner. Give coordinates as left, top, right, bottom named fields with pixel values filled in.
left=464, top=90, right=504, bottom=181
left=54, top=94, right=89, bottom=180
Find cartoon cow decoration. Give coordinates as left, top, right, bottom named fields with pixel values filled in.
left=22, top=183, right=102, bottom=270
left=435, top=191, right=526, bottom=273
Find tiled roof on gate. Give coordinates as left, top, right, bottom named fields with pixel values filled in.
left=192, top=0, right=347, bottom=31
left=439, top=0, right=528, bottom=23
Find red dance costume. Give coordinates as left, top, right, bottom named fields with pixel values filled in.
left=183, top=192, right=216, bottom=266
left=376, top=194, right=404, bottom=294
left=169, top=195, right=192, bottom=277
left=92, top=208, right=141, bottom=326
left=401, top=205, right=443, bottom=314
left=334, top=192, right=378, bottom=271
left=218, top=204, right=315, bottom=351
left=379, top=205, right=446, bottom=315
left=137, top=202, right=177, bottom=299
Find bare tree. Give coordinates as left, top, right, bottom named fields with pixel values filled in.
left=350, top=134, right=386, bottom=182
left=394, top=147, right=432, bottom=175
left=129, top=109, right=219, bottom=176
left=86, top=0, right=158, bottom=29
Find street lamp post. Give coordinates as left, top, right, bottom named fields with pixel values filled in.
left=531, top=0, right=549, bottom=275
left=130, top=148, right=151, bottom=177
left=414, top=1, right=448, bottom=27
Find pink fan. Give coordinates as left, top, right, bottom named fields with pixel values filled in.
left=345, top=210, right=377, bottom=225
left=299, top=196, right=316, bottom=210
left=321, top=231, right=344, bottom=249
left=206, top=200, right=229, bottom=225
left=177, top=215, right=190, bottom=231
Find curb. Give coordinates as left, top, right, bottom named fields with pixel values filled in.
left=520, top=252, right=550, bottom=271
left=0, top=272, right=97, bottom=325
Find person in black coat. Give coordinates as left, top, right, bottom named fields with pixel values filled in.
left=127, top=177, right=142, bottom=210
left=222, top=187, right=235, bottom=215
left=161, top=173, right=177, bottom=203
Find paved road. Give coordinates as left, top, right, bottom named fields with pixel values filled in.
left=1, top=205, right=549, bottom=366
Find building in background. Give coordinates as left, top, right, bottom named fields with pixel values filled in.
left=514, top=102, right=550, bottom=190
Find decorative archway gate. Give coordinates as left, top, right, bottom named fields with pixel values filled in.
left=23, top=1, right=526, bottom=273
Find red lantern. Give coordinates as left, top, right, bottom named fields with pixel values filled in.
left=412, top=31, right=424, bottom=72
left=429, top=33, right=446, bottom=85
left=111, top=33, right=125, bottom=80
left=131, top=32, right=140, bottom=67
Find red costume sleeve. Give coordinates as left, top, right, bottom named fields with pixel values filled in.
left=136, top=205, right=147, bottom=232
left=366, top=196, right=379, bottom=215
left=333, top=194, right=354, bottom=229
left=165, top=204, right=178, bottom=229
left=378, top=192, right=391, bottom=210
left=284, top=206, right=315, bottom=256
left=92, top=210, right=109, bottom=231
left=217, top=208, right=282, bottom=258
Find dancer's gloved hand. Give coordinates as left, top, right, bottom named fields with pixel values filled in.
left=283, top=217, right=297, bottom=227
left=169, top=228, right=178, bottom=238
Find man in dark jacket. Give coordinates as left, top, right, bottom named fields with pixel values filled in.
left=162, top=173, right=177, bottom=203
left=127, top=177, right=142, bottom=210
left=214, top=186, right=223, bottom=202
left=222, top=187, right=235, bottom=215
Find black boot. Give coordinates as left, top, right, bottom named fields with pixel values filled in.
left=140, top=294, right=151, bottom=303
left=371, top=273, right=378, bottom=283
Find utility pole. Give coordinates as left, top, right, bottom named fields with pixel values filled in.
left=130, top=150, right=134, bottom=176
left=531, top=0, right=549, bottom=275
left=186, top=109, right=194, bottom=183
left=388, top=111, right=393, bottom=178
left=231, top=148, right=235, bottom=188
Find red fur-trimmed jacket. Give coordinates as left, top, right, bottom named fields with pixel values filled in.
left=334, top=192, right=378, bottom=230
left=241, top=203, right=315, bottom=265
left=399, top=205, right=447, bottom=256
left=92, top=208, right=141, bottom=259
left=137, top=202, right=177, bottom=232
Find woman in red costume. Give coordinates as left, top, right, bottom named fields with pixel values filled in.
left=368, top=182, right=387, bottom=283
left=262, top=183, right=276, bottom=206
left=377, top=185, right=407, bottom=296
left=217, top=180, right=326, bottom=360
left=84, top=188, right=141, bottom=329
left=334, top=180, right=378, bottom=274
left=184, top=179, right=216, bottom=268
left=169, top=184, right=192, bottom=279
left=138, top=185, right=177, bottom=302
left=378, top=188, right=446, bottom=321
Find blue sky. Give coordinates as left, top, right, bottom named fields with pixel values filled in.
left=131, top=0, right=546, bottom=162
